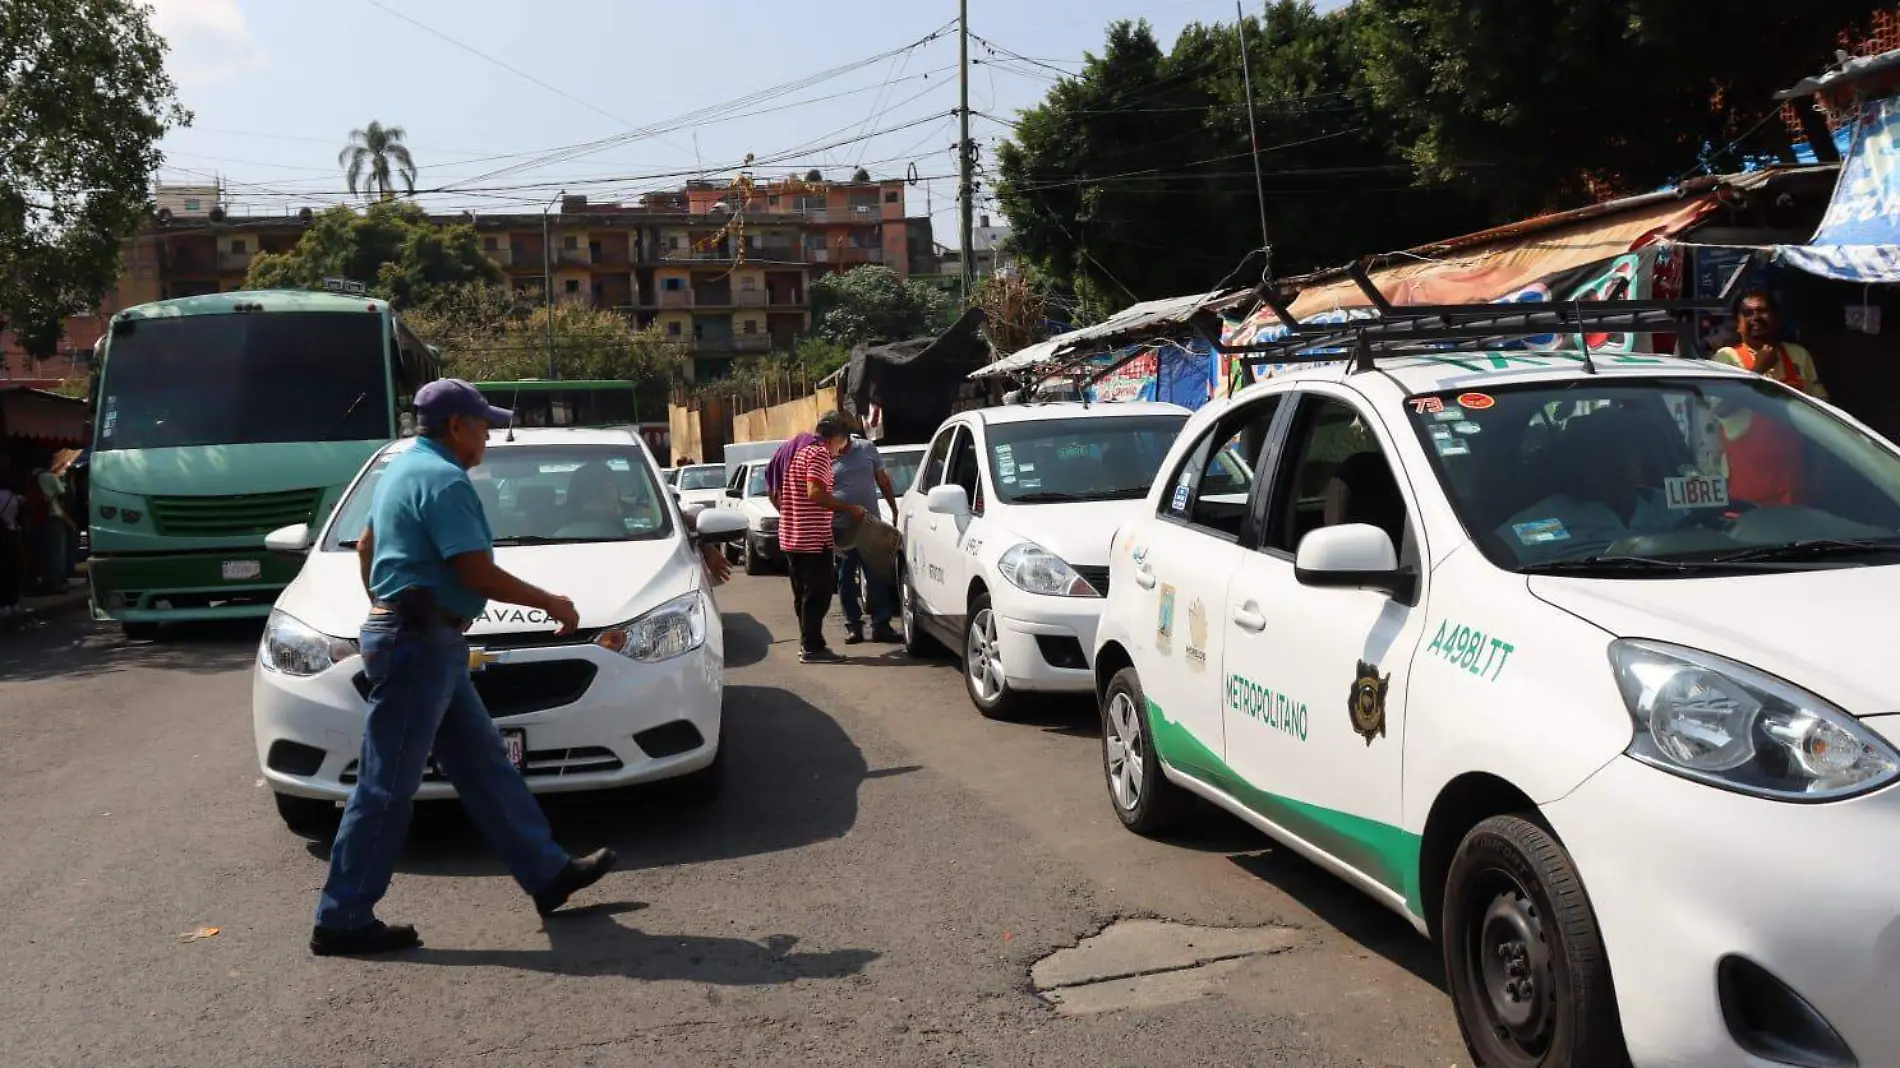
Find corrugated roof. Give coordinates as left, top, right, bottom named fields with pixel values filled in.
left=971, top=289, right=1246, bottom=379
left=1777, top=48, right=1900, bottom=100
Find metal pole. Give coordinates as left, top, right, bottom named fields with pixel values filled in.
left=1236, top=3, right=1271, bottom=278
left=958, top=0, right=975, bottom=303
left=543, top=190, right=563, bottom=378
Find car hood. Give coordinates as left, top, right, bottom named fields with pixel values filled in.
left=678, top=488, right=725, bottom=506
left=279, top=539, right=701, bottom=639
left=1529, top=565, right=1900, bottom=715
left=993, top=499, right=1151, bottom=568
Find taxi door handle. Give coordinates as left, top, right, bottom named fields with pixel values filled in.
left=1231, top=605, right=1267, bottom=633
left=1133, top=562, right=1156, bottom=589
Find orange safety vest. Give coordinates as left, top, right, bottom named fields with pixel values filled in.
left=1729, top=342, right=1807, bottom=393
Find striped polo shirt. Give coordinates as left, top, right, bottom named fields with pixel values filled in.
left=776, top=442, right=836, bottom=553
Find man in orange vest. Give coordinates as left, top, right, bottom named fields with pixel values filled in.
left=1713, top=290, right=1827, bottom=399
left=1710, top=290, right=1820, bottom=508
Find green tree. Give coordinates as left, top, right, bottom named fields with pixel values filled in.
left=402, top=284, right=686, bottom=385
left=245, top=202, right=500, bottom=307
left=1360, top=0, right=1882, bottom=216
left=0, top=0, right=188, bottom=357
left=809, top=265, right=953, bottom=347
left=339, top=121, right=417, bottom=202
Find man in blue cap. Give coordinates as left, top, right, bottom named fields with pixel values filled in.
left=312, top=379, right=614, bottom=956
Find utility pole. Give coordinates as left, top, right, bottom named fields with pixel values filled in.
left=958, top=0, right=976, bottom=304
left=542, top=189, right=564, bottom=378
left=1236, top=3, right=1272, bottom=279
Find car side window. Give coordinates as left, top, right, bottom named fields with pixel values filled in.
left=1160, top=398, right=1282, bottom=540
left=919, top=425, right=956, bottom=490
left=1265, top=395, right=1408, bottom=556
left=946, top=427, right=984, bottom=515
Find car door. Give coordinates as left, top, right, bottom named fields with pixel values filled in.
left=926, top=423, right=988, bottom=634
left=1219, top=386, right=1429, bottom=907
left=1134, top=394, right=1289, bottom=777
left=905, top=422, right=962, bottom=621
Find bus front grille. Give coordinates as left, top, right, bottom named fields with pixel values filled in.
left=148, top=488, right=324, bottom=538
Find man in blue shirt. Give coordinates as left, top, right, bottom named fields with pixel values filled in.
left=313, top=380, right=613, bottom=956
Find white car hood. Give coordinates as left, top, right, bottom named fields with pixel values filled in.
left=993, top=499, right=1150, bottom=568
left=279, top=540, right=701, bottom=639
left=678, top=488, right=725, bottom=507
left=1530, top=566, right=1900, bottom=715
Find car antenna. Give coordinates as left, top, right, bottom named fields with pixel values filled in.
left=506, top=382, right=521, bottom=441
left=1572, top=299, right=1599, bottom=376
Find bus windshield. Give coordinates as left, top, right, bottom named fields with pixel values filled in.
left=96, top=313, right=389, bottom=451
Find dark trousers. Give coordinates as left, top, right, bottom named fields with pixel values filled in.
left=835, top=548, right=893, bottom=632
left=786, top=550, right=836, bottom=654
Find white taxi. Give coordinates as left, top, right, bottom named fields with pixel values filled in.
left=1095, top=351, right=1900, bottom=1068
left=715, top=459, right=781, bottom=575
left=251, top=428, right=747, bottom=835
left=899, top=401, right=1189, bottom=717
left=671, top=462, right=728, bottom=519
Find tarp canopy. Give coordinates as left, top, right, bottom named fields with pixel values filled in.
left=0, top=387, right=87, bottom=445
left=970, top=289, right=1243, bottom=379
left=1776, top=90, right=1900, bottom=282
left=842, top=306, right=990, bottom=446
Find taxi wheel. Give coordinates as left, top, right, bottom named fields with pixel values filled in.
left=962, top=594, right=1023, bottom=720
left=274, top=792, right=340, bottom=838
left=1102, top=667, right=1190, bottom=834
left=742, top=536, right=764, bottom=576
left=1442, top=815, right=1629, bottom=1068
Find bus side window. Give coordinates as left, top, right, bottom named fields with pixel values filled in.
left=392, top=323, right=429, bottom=436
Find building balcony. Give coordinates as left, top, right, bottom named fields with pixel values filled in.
left=796, top=205, right=882, bottom=225
left=837, top=248, right=885, bottom=265
left=661, top=249, right=734, bottom=263
left=767, top=292, right=808, bottom=307
left=658, top=290, right=694, bottom=309
left=732, top=335, right=771, bottom=353
left=735, top=290, right=767, bottom=307
left=218, top=251, right=253, bottom=272
left=484, top=247, right=514, bottom=267
left=556, top=249, right=592, bottom=266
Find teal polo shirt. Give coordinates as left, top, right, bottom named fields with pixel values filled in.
left=365, top=436, right=493, bottom=620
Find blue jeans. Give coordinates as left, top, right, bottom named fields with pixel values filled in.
left=316, top=614, right=568, bottom=931
left=835, top=548, right=893, bottom=632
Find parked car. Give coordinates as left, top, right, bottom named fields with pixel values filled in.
left=716, top=459, right=781, bottom=575
left=898, top=401, right=1190, bottom=718
left=1093, top=350, right=1900, bottom=1068
left=875, top=443, right=928, bottom=523
left=251, top=428, right=747, bottom=835
left=671, top=462, right=728, bottom=519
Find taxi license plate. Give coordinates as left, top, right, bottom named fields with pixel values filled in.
left=501, top=729, right=526, bottom=772
left=221, top=559, right=262, bottom=581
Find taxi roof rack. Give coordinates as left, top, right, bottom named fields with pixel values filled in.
left=1188, top=260, right=1750, bottom=374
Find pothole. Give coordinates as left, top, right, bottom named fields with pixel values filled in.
left=1031, top=919, right=1300, bottom=1016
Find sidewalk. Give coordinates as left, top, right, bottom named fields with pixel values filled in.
left=3, top=563, right=92, bottom=631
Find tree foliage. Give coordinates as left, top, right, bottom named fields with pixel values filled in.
left=245, top=202, right=500, bottom=307
left=0, top=0, right=187, bottom=357
left=809, top=265, right=953, bottom=348
left=339, top=121, right=418, bottom=202
left=401, top=284, right=686, bottom=385
left=1359, top=0, right=1881, bottom=216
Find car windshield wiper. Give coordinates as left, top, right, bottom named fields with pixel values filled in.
left=1708, top=537, right=1900, bottom=564
left=1007, top=491, right=1084, bottom=503
left=490, top=535, right=565, bottom=546
left=1519, top=554, right=1719, bottom=576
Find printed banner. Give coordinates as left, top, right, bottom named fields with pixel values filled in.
left=1779, top=93, right=1900, bottom=282
left=1079, top=340, right=1217, bottom=409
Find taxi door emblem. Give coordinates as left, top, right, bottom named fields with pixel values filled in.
left=1348, top=660, right=1389, bottom=745
left=1185, top=599, right=1209, bottom=673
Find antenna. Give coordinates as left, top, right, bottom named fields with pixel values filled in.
left=506, top=382, right=521, bottom=442
left=1574, top=299, right=1599, bottom=375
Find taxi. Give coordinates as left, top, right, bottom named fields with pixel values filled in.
left=1093, top=347, right=1900, bottom=1068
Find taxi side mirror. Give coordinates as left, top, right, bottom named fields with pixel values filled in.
left=926, top=484, right=970, bottom=517
left=265, top=523, right=313, bottom=557
left=693, top=508, right=747, bottom=545
left=1294, top=524, right=1414, bottom=600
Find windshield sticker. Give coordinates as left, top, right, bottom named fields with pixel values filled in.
left=1435, top=437, right=1471, bottom=457
left=1452, top=421, right=1482, bottom=435
left=1426, top=621, right=1516, bottom=682
left=1663, top=474, right=1729, bottom=510
left=996, top=445, right=1016, bottom=478
left=1021, top=478, right=1043, bottom=489
left=1408, top=396, right=1446, bottom=415
left=1018, top=463, right=1035, bottom=473
left=1156, top=583, right=1177, bottom=655
left=1456, top=392, right=1496, bottom=411
left=1512, top=518, right=1569, bottom=544
left=1001, top=475, right=1017, bottom=484
left=1185, top=599, right=1209, bottom=674
left=1058, top=444, right=1090, bottom=460
left=1170, top=483, right=1191, bottom=513
left=1348, top=660, right=1390, bottom=746
left=1433, top=407, right=1465, bottom=422
left=1227, top=674, right=1309, bottom=742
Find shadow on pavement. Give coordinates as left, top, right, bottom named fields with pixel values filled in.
left=0, top=618, right=262, bottom=683
left=719, top=612, right=774, bottom=669
left=373, top=684, right=896, bottom=878
left=405, top=901, right=879, bottom=983
left=1228, top=847, right=1445, bottom=992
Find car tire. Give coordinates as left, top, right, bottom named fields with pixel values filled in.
left=1442, top=815, right=1630, bottom=1068
left=743, top=535, right=764, bottom=576
left=962, top=593, right=1024, bottom=720
left=274, top=792, right=340, bottom=838
left=1102, top=667, right=1192, bottom=834
left=120, top=621, right=160, bottom=642
left=899, top=566, right=941, bottom=658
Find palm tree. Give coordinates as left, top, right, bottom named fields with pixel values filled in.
left=338, top=121, right=417, bottom=202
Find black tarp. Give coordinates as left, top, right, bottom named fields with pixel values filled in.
left=842, top=306, right=989, bottom=446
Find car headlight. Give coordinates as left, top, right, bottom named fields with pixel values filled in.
left=1609, top=639, right=1900, bottom=801
left=259, top=609, right=356, bottom=676
left=760, top=515, right=779, bottom=532
left=997, top=542, right=1099, bottom=597
left=594, top=591, right=706, bottom=663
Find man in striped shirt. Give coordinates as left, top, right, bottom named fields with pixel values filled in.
left=778, top=415, right=866, bottom=663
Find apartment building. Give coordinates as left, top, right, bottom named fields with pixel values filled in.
left=12, top=178, right=938, bottom=382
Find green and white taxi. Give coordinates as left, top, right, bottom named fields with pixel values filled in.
left=1093, top=349, right=1900, bottom=1068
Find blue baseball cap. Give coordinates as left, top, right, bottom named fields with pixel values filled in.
left=416, top=378, right=512, bottom=430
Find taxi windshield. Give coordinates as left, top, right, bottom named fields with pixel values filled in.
left=324, top=444, right=672, bottom=550
left=677, top=465, right=726, bottom=491
left=985, top=414, right=1187, bottom=504
left=1405, top=377, right=1900, bottom=572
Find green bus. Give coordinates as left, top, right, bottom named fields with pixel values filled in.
left=472, top=379, right=670, bottom=455
left=89, top=289, right=438, bottom=638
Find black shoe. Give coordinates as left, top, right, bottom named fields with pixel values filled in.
left=843, top=628, right=866, bottom=645
left=534, top=848, right=617, bottom=917
left=870, top=626, right=901, bottom=644
left=801, top=647, right=845, bottom=664
left=310, top=920, right=422, bottom=957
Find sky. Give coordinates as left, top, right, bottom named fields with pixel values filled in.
left=143, top=0, right=1346, bottom=245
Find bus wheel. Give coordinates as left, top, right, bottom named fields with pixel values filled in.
left=121, top=622, right=160, bottom=642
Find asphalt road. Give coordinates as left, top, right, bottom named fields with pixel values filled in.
left=0, top=575, right=1465, bottom=1068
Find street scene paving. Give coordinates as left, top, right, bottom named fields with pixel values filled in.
left=0, top=578, right=1458, bottom=1068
